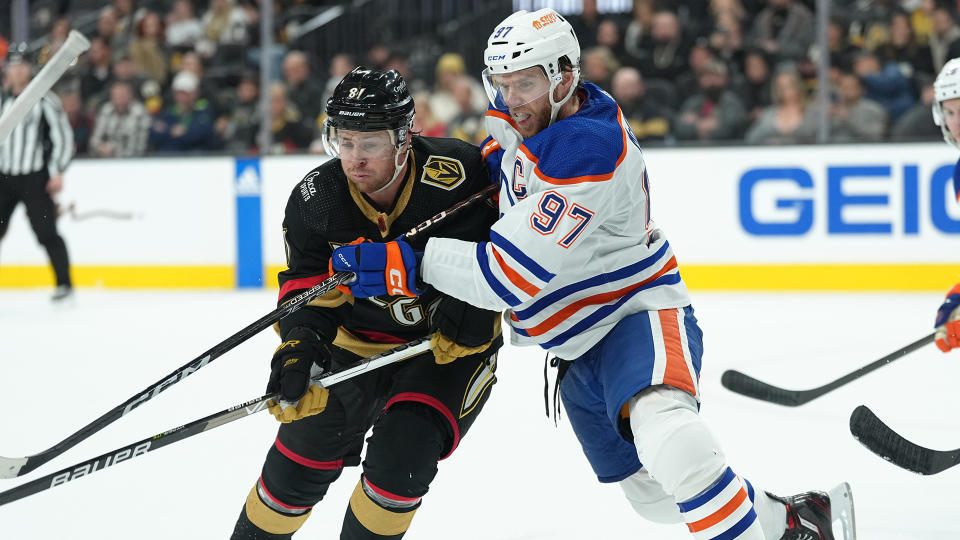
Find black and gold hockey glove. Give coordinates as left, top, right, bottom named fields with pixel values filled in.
left=429, top=297, right=500, bottom=364
left=267, top=327, right=333, bottom=423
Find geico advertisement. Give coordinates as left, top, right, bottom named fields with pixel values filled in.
left=645, top=143, right=960, bottom=264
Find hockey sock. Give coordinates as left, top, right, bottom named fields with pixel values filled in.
left=230, top=481, right=311, bottom=539
left=341, top=477, right=420, bottom=539
left=742, top=478, right=788, bottom=539
left=678, top=467, right=764, bottom=539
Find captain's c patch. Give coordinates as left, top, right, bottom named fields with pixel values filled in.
left=420, top=155, right=465, bottom=190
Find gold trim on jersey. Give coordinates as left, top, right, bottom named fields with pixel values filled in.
left=244, top=484, right=311, bottom=534
left=348, top=480, right=417, bottom=536
left=346, top=151, right=417, bottom=239
left=333, top=327, right=410, bottom=359
left=460, top=351, right=497, bottom=418
left=420, top=155, right=466, bottom=190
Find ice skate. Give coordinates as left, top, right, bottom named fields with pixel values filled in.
left=51, top=285, right=74, bottom=305
left=770, top=482, right=856, bottom=540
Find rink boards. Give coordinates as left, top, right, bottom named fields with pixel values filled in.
left=1, top=142, right=958, bottom=290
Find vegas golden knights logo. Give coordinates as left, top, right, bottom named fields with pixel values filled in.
left=460, top=352, right=497, bottom=418
left=420, top=155, right=465, bottom=190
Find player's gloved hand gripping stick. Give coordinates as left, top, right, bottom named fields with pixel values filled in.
left=0, top=183, right=498, bottom=480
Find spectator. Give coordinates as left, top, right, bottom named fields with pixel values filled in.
left=90, top=81, right=151, bottom=157
left=113, top=0, right=136, bottom=52
left=259, top=83, right=313, bottom=154
left=826, top=15, right=859, bottom=71
left=852, top=51, right=914, bottom=122
left=199, top=0, right=250, bottom=57
left=881, top=10, right=934, bottom=86
left=633, top=10, right=691, bottom=82
left=745, top=69, right=818, bottom=144
left=831, top=71, right=888, bottom=142
left=611, top=66, right=672, bottom=143
left=929, top=4, right=960, bottom=70
left=891, top=74, right=941, bottom=140
left=675, top=40, right=718, bottom=102
left=129, top=11, right=169, bottom=86
left=747, top=0, right=814, bottom=63
left=674, top=59, right=747, bottom=141
left=709, top=11, right=745, bottom=66
left=283, top=50, right=324, bottom=130
left=110, top=52, right=153, bottom=106
left=582, top=46, right=620, bottom=92
left=220, top=72, right=259, bottom=153
left=566, top=0, right=602, bottom=49
left=176, top=50, right=224, bottom=118
left=165, top=0, right=204, bottom=51
left=446, top=75, right=487, bottom=145
left=596, top=19, right=626, bottom=62
left=36, top=17, right=72, bottom=67
left=78, top=37, right=112, bottom=115
left=412, top=90, right=446, bottom=138
left=96, top=7, right=124, bottom=54
left=60, top=91, right=91, bottom=156
left=623, top=0, right=655, bottom=63
left=429, top=53, right=486, bottom=125
left=149, top=70, right=218, bottom=152
left=740, top=48, right=773, bottom=121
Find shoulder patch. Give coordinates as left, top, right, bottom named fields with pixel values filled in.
left=420, top=155, right=465, bottom=190
left=300, top=170, right=320, bottom=201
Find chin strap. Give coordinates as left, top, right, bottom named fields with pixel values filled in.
left=547, top=71, right=580, bottom=126
left=372, top=130, right=411, bottom=194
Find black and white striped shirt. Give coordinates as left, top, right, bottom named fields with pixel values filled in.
left=0, top=90, right=74, bottom=177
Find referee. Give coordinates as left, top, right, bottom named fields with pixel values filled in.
left=0, top=50, right=75, bottom=302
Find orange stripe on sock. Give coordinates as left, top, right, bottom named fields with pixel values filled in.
left=659, top=309, right=696, bottom=395
left=686, top=488, right=748, bottom=533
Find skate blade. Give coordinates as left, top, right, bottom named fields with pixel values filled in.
left=828, top=482, right=856, bottom=540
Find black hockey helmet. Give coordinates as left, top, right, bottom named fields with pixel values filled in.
left=325, top=66, right=415, bottom=132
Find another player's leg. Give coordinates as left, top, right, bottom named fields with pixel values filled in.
left=19, top=171, right=71, bottom=300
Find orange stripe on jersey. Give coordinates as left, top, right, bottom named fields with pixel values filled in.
left=517, top=108, right=629, bottom=186
left=481, top=139, right=501, bottom=160
left=659, top=309, right=696, bottom=396
left=485, top=109, right=520, bottom=131
left=686, top=488, right=748, bottom=533
left=490, top=245, right=542, bottom=297
left=948, top=282, right=960, bottom=296
left=523, top=257, right=678, bottom=337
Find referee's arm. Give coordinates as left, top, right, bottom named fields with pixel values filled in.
left=40, top=92, right=75, bottom=178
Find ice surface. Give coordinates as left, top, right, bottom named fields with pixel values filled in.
left=0, top=289, right=956, bottom=539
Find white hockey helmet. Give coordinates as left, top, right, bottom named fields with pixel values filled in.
left=932, top=57, right=960, bottom=149
left=482, top=8, right=581, bottom=125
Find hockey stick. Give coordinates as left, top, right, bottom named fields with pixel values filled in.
left=849, top=405, right=960, bottom=476
left=0, top=31, right=90, bottom=143
left=720, top=333, right=935, bottom=406
left=0, top=183, right=498, bottom=480
left=0, top=338, right=433, bottom=506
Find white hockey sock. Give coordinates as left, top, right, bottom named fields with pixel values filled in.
left=677, top=467, right=764, bottom=539
left=740, top=477, right=787, bottom=540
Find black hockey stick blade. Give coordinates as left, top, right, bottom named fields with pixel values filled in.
left=849, top=405, right=960, bottom=476
left=0, top=185, right=496, bottom=480
left=0, top=338, right=433, bottom=506
left=720, top=332, right=934, bottom=407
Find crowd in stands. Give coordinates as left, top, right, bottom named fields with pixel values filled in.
left=0, top=0, right=954, bottom=157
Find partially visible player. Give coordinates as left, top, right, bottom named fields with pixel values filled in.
left=230, top=67, right=502, bottom=540
left=930, top=59, right=960, bottom=354
left=331, top=8, right=854, bottom=540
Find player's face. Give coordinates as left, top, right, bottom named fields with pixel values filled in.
left=337, top=130, right=400, bottom=193
left=943, top=98, right=960, bottom=142
left=485, top=66, right=554, bottom=138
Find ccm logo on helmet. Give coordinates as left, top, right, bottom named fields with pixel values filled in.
left=488, top=55, right=506, bottom=61
left=532, top=13, right=558, bottom=29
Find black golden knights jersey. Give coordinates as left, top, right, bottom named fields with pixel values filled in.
left=276, top=136, right=499, bottom=358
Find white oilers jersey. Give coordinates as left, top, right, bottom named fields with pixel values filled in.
left=422, top=83, right=691, bottom=358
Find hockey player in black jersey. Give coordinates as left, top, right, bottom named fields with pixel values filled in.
left=230, top=67, right=502, bottom=539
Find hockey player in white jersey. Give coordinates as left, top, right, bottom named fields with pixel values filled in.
left=931, top=58, right=960, bottom=353
left=331, top=8, right=855, bottom=540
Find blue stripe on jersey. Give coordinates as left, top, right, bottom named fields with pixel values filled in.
left=489, top=230, right=555, bottom=282
left=513, top=241, right=670, bottom=321
left=744, top=478, right=755, bottom=503
left=540, top=272, right=682, bottom=349
left=709, top=510, right=759, bottom=540
left=678, top=467, right=736, bottom=513
left=476, top=242, right=523, bottom=307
